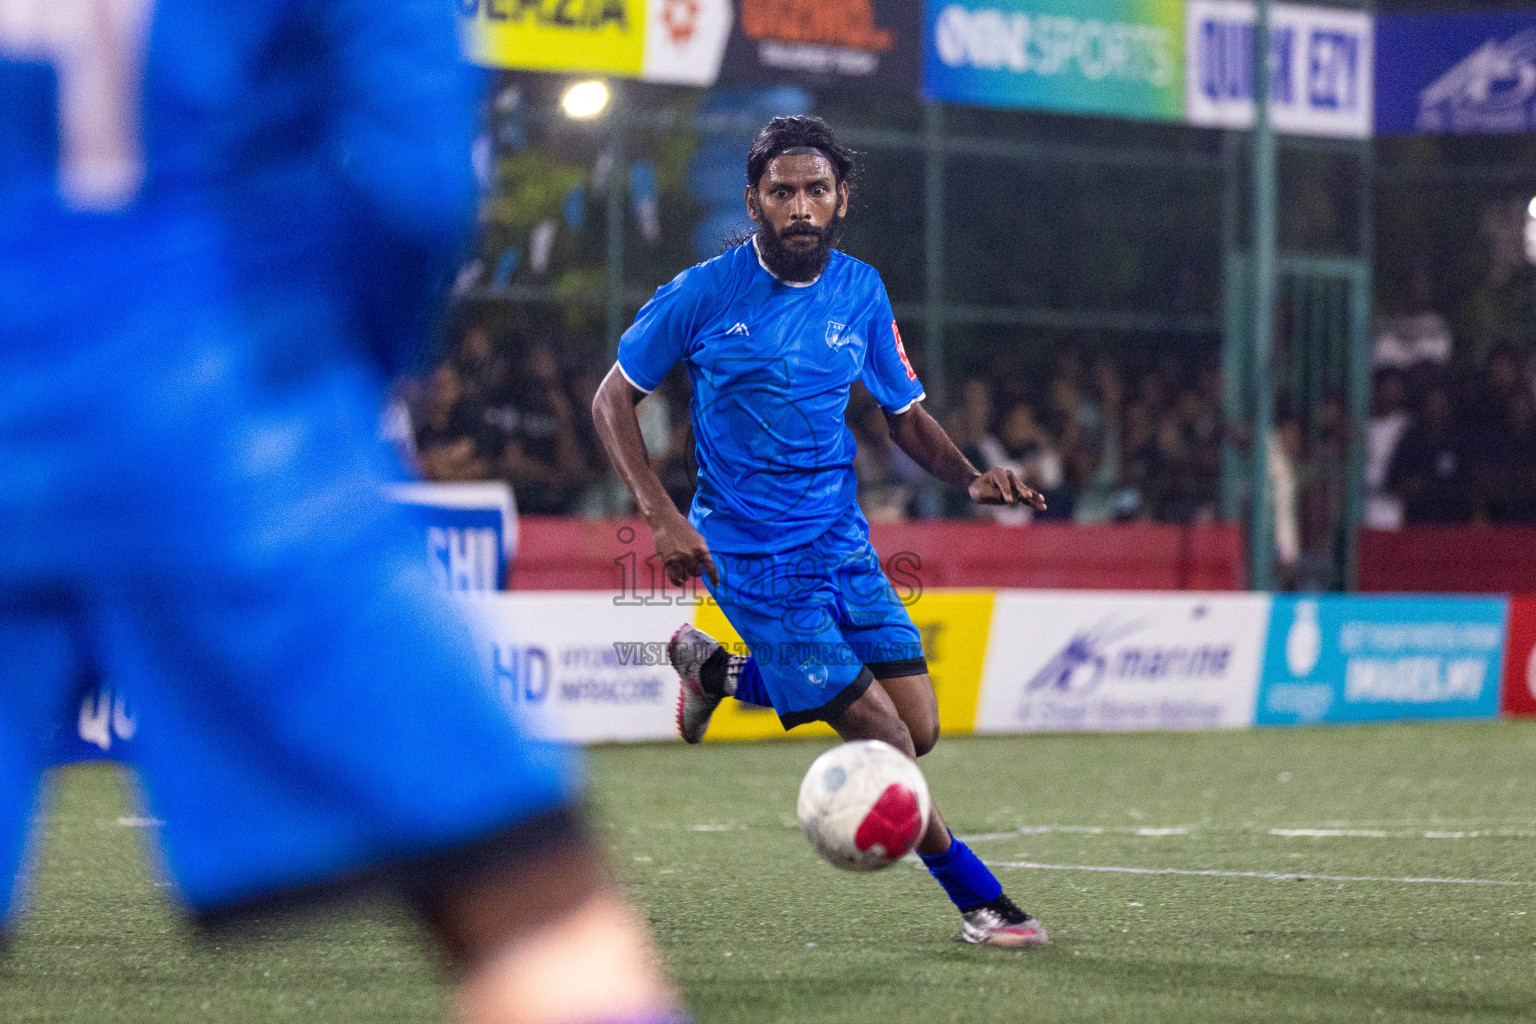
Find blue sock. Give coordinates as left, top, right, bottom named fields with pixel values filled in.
left=919, top=833, right=1002, bottom=912
left=731, top=657, right=771, bottom=707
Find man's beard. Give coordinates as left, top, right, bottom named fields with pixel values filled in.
left=756, top=214, right=843, bottom=283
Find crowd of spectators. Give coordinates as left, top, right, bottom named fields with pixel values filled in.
left=394, top=321, right=1535, bottom=537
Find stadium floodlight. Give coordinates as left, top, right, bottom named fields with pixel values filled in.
left=561, top=81, right=609, bottom=119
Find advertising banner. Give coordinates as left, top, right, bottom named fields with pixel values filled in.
left=1376, top=12, right=1536, bottom=136
left=462, top=593, right=691, bottom=744
left=1185, top=0, right=1372, bottom=137
left=716, top=0, right=921, bottom=92
left=1258, top=596, right=1508, bottom=726
left=386, top=482, right=517, bottom=592
left=459, top=0, right=732, bottom=85
left=975, top=591, right=1270, bottom=733
left=1500, top=596, right=1536, bottom=717
left=697, top=589, right=997, bottom=741
left=922, top=0, right=1186, bottom=121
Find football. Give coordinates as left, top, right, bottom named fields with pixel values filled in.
left=796, top=740, right=933, bottom=872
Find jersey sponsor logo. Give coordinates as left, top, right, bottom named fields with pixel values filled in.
left=825, top=320, right=856, bottom=350
left=727, top=321, right=751, bottom=336
left=892, top=319, right=917, bottom=380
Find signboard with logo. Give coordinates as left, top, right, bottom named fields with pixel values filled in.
left=716, top=0, right=921, bottom=91
left=698, top=588, right=996, bottom=741
left=1258, top=596, right=1508, bottom=726
left=1499, top=596, right=1536, bottom=717
left=1185, top=0, right=1372, bottom=138
left=1376, top=11, right=1536, bottom=136
left=386, top=481, right=517, bottom=592
left=459, top=0, right=732, bottom=85
left=462, top=593, right=690, bottom=743
left=923, top=0, right=1186, bottom=121
left=975, top=591, right=1269, bottom=733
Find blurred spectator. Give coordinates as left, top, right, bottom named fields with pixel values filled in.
left=1364, top=369, right=1410, bottom=529
left=975, top=402, right=1064, bottom=525
left=1269, top=414, right=1304, bottom=588
left=473, top=343, right=585, bottom=514
left=416, top=362, right=493, bottom=482
left=1387, top=382, right=1473, bottom=525
left=1373, top=271, right=1452, bottom=370
left=1480, top=388, right=1536, bottom=525
left=852, top=399, right=926, bottom=523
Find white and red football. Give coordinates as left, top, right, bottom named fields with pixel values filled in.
left=796, top=740, right=932, bottom=872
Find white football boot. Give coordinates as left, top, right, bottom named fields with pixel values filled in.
left=959, top=895, right=1050, bottom=948
left=669, top=624, right=724, bottom=744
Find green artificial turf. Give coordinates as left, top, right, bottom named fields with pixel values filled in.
left=5, top=722, right=1536, bottom=1023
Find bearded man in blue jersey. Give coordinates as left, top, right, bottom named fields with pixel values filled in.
left=592, top=116, right=1049, bottom=948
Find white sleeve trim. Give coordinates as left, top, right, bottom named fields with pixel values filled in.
left=886, top=392, right=926, bottom=415
left=615, top=360, right=655, bottom=395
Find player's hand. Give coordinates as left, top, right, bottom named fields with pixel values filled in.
left=968, top=468, right=1047, bottom=510
left=651, top=514, right=721, bottom=588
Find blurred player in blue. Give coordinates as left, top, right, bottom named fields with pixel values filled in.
left=0, top=1, right=687, bottom=1021
left=592, top=116, right=1050, bottom=948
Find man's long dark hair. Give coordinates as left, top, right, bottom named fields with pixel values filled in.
left=745, top=115, right=858, bottom=194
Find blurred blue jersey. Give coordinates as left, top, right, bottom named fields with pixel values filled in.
left=0, top=0, right=581, bottom=926
left=618, top=239, right=925, bottom=554
left=0, top=0, right=478, bottom=377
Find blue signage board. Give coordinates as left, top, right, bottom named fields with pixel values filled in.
left=1376, top=12, right=1536, bottom=135
left=1258, top=596, right=1508, bottom=726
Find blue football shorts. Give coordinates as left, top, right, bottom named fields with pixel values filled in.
left=706, top=506, right=927, bottom=728
left=0, top=306, right=579, bottom=929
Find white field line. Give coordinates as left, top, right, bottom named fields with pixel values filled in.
left=962, top=824, right=1536, bottom=843
left=981, top=860, right=1529, bottom=887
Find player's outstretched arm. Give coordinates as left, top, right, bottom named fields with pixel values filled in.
left=592, top=365, right=720, bottom=586
left=886, top=402, right=1047, bottom=510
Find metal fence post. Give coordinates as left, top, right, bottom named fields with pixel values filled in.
left=1249, top=0, right=1278, bottom=591
left=605, top=85, right=626, bottom=359
left=924, top=101, right=947, bottom=406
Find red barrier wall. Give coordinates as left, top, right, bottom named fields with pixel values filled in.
left=1502, top=596, right=1536, bottom=717
left=1359, top=528, right=1536, bottom=594
left=511, top=518, right=1247, bottom=592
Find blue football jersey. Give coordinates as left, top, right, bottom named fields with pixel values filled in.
left=0, top=0, right=477, bottom=377
left=618, top=238, right=925, bottom=554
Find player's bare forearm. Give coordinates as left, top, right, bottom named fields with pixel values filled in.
left=886, top=402, right=1046, bottom=510
left=591, top=365, right=679, bottom=526
left=886, top=402, right=979, bottom=491
left=592, top=364, right=719, bottom=585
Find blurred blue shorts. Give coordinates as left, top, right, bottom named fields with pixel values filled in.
left=0, top=309, right=579, bottom=927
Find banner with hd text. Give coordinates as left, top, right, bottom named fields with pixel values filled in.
left=923, top=0, right=1186, bottom=121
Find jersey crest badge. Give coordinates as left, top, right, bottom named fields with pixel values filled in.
left=826, top=321, right=856, bottom=351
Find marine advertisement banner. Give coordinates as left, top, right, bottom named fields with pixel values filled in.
left=1375, top=11, right=1536, bottom=135
left=922, top=0, right=1186, bottom=121
left=1185, top=0, right=1372, bottom=138
left=459, top=0, right=732, bottom=86
left=974, top=591, right=1269, bottom=733
left=1257, top=596, right=1508, bottom=726
left=1499, top=596, right=1536, bottom=717
left=715, top=0, right=921, bottom=92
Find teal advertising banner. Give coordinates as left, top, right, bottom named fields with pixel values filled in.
left=923, top=0, right=1186, bottom=120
